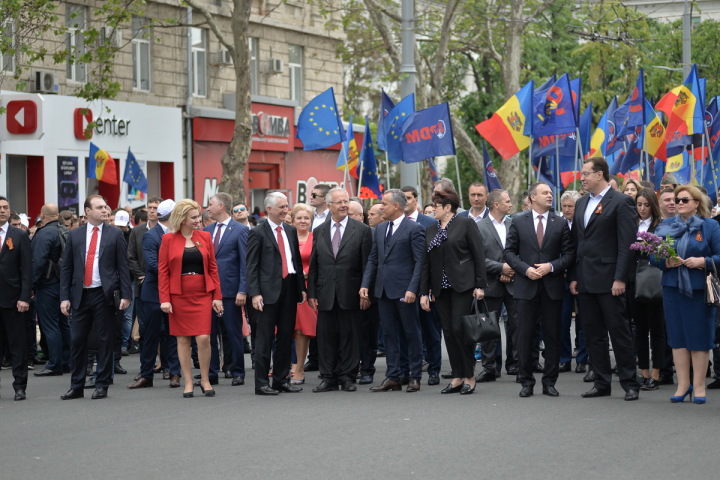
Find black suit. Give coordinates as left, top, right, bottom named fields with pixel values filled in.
left=60, top=223, right=132, bottom=390
left=568, top=187, right=641, bottom=392
left=246, top=220, right=306, bottom=389
left=504, top=210, right=575, bottom=388
left=0, top=225, right=32, bottom=391
left=308, top=217, right=373, bottom=384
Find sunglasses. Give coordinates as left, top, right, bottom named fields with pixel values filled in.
left=233, top=207, right=246, bottom=213
left=675, top=197, right=693, bottom=205
left=311, top=193, right=326, bottom=199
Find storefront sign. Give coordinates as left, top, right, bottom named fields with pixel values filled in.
left=296, top=176, right=340, bottom=204
left=57, top=156, right=79, bottom=215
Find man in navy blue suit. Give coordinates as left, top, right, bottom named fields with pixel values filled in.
left=360, top=189, right=425, bottom=392
left=457, top=182, right=490, bottom=222
left=60, top=195, right=132, bottom=400
left=204, top=192, right=249, bottom=386
left=127, top=200, right=181, bottom=389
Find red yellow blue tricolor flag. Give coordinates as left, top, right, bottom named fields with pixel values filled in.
left=89, top=142, right=118, bottom=184
left=475, top=80, right=533, bottom=160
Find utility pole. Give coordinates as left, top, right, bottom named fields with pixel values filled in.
left=682, top=0, right=691, bottom=79
left=399, top=0, right=418, bottom=190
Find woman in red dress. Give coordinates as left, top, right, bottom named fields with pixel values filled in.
left=159, top=199, right=223, bottom=397
left=290, top=203, right=317, bottom=385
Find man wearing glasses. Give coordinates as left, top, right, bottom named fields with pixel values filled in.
left=232, top=203, right=252, bottom=228
left=310, top=184, right=331, bottom=232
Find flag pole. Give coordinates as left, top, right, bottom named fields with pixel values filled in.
left=454, top=155, right=464, bottom=210
left=555, top=139, right=560, bottom=210
left=701, top=134, right=705, bottom=185
left=643, top=130, right=650, bottom=184
left=528, top=136, right=533, bottom=189
left=574, top=127, right=581, bottom=190
left=341, top=141, right=355, bottom=197
left=385, top=152, right=391, bottom=190
left=415, top=162, right=422, bottom=207
left=691, top=144, right=696, bottom=183
left=705, top=122, right=718, bottom=201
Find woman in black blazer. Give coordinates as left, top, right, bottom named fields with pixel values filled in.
left=627, top=188, right=667, bottom=390
left=420, top=188, right=487, bottom=395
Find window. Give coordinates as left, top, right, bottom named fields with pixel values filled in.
left=289, top=45, right=302, bottom=103
left=66, top=5, right=87, bottom=83
left=1, top=21, right=14, bottom=73
left=191, top=27, right=207, bottom=97
left=249, top=37, right=258, bottom=95
left=132, top=18, right=151, bottom=91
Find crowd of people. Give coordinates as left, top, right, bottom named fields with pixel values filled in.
left=1, top=156, right=720, bottom=404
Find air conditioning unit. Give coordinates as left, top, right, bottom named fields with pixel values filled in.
left=215, top=49, right=233, bottom=65
left=268, top=57, right=283, bottom=74
left=31, top=70, right=59, bottom=94
left=98, top=26, right=122, bottom=47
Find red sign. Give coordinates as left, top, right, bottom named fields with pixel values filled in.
left=7, top=100, right=37, bottom=134
left=74, top=108, right=94, bottom=139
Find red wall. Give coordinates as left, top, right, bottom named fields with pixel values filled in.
left=26, top=156, right=44, bottom=225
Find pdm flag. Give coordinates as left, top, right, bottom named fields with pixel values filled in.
left=482, top=142, right=502, bottom=191
left=296, top=87, right=346, bottom=150
left=89, top=143, right=117, bottom=184
left=536, top=74, right=576, bottom=135
left=400, top=102, right=455, bottom=162
left=476, top=80, right=533, bottom=160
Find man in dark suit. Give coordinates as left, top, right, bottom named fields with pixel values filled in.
left=308, top=188, right=373, bottom=392
left=60, top=195, right=132, bottom=400
left=204, top=192, right=249, bottom=386
left=128, top=199, right=181, bottom=389
left=360, top=189, right=425, bottom=392
left=505, top=182, right=575, bottom=397
left=457, top=182, right=490, bottom=222
left=477, top=189, right=518, bottom=383
left=247, top=192, right=306, bottom=395
left=358, top=204, right=384, bottom=385
left=569, top=157, right=641, bottom=401
left=0, top=196, right=32, bottom=400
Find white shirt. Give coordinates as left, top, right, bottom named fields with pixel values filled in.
left=638, top=217, right=652, bottom=234
left=386, top=215, right=404, bottom=238
left=0, top=222, right=7, bottom=249
left=212, top=217, right=231, bottom=244
left=85, top=222, right=104, bottom=288
left=159, top=222, right=169, bottom=234
left=407, top=210, right=419, bottom=222
left=312, top=208, right=329, bottom=232
left=490, top=215, right=508, bottom=249
left=331, top=215, right=349, bottom=241
left=266, top=218, right=296, bottom=274
left=468, top=207, right=488, bottom=223
left=565, top=218, right=573, bottom=231
left=584, top=184, right=611, bottom=227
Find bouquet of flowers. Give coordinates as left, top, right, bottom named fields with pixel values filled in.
left=630, top=231, right=677, bottom=259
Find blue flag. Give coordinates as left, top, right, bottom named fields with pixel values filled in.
left=608, top=101, right=629, bottom=156
left=579, top=101, right=593, bottom=156
left=617, top=70, right=645, bottom=138
left=570, top=77, right=582, bottom=124
left=359, top=117, right=383, bottom=199
left=123, top=148, right=148, bottom=193
left=377, top=90, right=395, bottom=152
left=609, top=136, right=642, bottom=175
left=384, top=94, right=415, bottom=164
left=526, top=75, right=556, bottom=137
left=400, top=102, right=455, bottom=162
left=652, top=157, right=665, bottom=190
left=482, top=142, right=502, bottom=191
left=296, top=87, right=346, bottom=150
left=428, top=158, right=439, bottom=183
left=536, top=74, right=576, bottom=135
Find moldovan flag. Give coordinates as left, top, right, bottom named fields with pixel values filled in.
left=89, top=142, right=118, bottom=184
left=664, top=64, right=705, bottom=143
left=588, top=97, right=618, bottom=158
left=655, top=86, right=682, bottom=119
left=475, top=80, right=533, bottom=160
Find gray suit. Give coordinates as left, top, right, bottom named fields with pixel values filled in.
left=477, top=214, right=518, bottom=375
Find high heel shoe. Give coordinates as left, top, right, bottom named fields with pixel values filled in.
left=694, top=395, right=706, bottom=404
left=670, top=385, right=693, bottom=403
left=441, top=383, right=464, bottom=394
left=200, top=385, right=216, bottom=397
left=183, top=386, right=194, bottom=398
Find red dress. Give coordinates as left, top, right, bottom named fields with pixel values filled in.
left=158, top=230, right=222, bottom=336
left=295, top=232, right=317, bottom=337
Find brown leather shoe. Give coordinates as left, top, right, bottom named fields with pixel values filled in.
left=369, top=378, right=402, bottom=392
left=127, top=378, right=153, bottom=389
left=406, top=378, right=421, bottom=392
left=162, top=370, right=171, bottom=380
left=169, top=375, right=181, bottom=388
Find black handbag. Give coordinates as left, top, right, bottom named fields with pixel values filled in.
left=705, top=259, right=720, bottom=307
left=634, top=259, right=662, bottom=303
left=461, top=298, right=501, bottom=345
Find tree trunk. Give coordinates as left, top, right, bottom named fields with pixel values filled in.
left=420, top=160, right=433, bottom=207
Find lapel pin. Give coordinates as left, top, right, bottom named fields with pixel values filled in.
left=696, top=231, right=703, bottom=241
left=595, top=204, right=602, bottom=214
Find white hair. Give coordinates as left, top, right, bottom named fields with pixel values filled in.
left=264, top=192, right=287, bottom=210
left=327, top=187, right=348, bottom=202
left=561, top=190, right=581, bottom=203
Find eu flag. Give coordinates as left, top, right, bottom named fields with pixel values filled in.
left=358, top=117, right=383, bottom=199
left=123, top=148, right=147, bottom=193
left=400, top=102, right=455, bottom=162
left=384, top=94, right=415, bottom=163
left=482, top=142, right=502, bottom=191
left=296, top=87, right=346, bottom=150
left=377, top=89, right=395, bottom=152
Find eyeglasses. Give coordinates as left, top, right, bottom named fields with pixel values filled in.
left=233, top=207, right=246, bottom=213
left=675, top=197, right=693, bottom=205
left=330, top=200, right=350, bottom=206
left=311, top=193, right=326, bottom=199
left=579, top=170, right=597, bottom=178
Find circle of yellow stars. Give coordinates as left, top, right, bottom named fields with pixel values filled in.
left=390, top=112, right=406, bottom=140
left=310, top=104, right=339, bottom=136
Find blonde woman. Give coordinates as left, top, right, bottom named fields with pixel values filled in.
left=622, top=178, right=642, bottom=201
left=159, top=199, right=223, bottom=398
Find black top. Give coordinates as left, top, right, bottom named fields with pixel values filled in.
left=181, top=246, right=204, bottom=275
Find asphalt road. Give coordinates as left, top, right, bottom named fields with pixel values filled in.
left=2, top=337, right=718, bottom=480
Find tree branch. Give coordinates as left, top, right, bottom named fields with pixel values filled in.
left=430, top=0, right=460, bottom=96
left=183, top=0, right=235, bottom=57
left=363, top=0, right=401, bottom=70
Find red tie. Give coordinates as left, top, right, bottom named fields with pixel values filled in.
left=276, top=226, right=289, bottom=279
left=84, top=226, right=99, bottom=287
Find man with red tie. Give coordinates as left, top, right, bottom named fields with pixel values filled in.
left=59, top=195, right=132, bottom=400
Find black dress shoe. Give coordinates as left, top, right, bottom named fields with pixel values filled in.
left=460, top=383, right=475, bottom=395
left=558, top=363, right=571, bottom=373
left=494, top=370, right=502, bottom=378
left=656, top=375, right=675, bottom=385
left=399, top=373, right=410, bottom=386
left=232, top=376, right=244, bottom=386
left=341, top=381, right=357, bottom=392
left=581, top=387, right=611, bottom=398
left=358, top=375, right=374, bottom=385
left=519, top=386, right=534, bottom=397
left=33, top=355, right=47, bottom=365
left=707, top=378, right=720, bottom=389
left=303, top=361, right=319, bottom=372
left=84, top=377, right=96, bottom=389
left=427, top=373, right=440, bottom=385
left=91, top=387, right=108, bottom=399
left=441, top=372, right=453, bottom=379
left=14, top=389, right=26, bottom=401
left=475, top=370, right=496, bottom=383
left=376, top=350, right=386, bottom=357
left=506, top=366, right=519, bottom=375
left=34, top=369, right=62, bottom=377
left=575, top=363, right=587, bottom=373
left=441, top=383, right=463, bottom=394
left=255, top=386, right=280, bottom=396
left=313, top=381, right=339, bottom=392
left=224, top=371, right=233, bottom=379
left=583, top=370, right=596, bottom=383
left=273, top=382, right=302, bottom=393
left=61, top=388, right=84, bottom=400
left=193, top=378, right=218, bottom=387
left=114, top=364, right=127, bottom=374
left=624, top=389, right=639, bottom=401
left=641, top=378, right=659, bottom=390
left=542, top=385, right=559, bottom=397
left=533, top=364, right=544, bottom=373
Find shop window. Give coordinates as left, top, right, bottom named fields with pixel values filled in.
left=249, top=37, right=258, bottom=95
left=191, top=27, right=207, bottom=97
left=1, top=20, right=14, bottom=73
left=132, top=18, right=151, bottom=91
left=289, top=45, right=303, bottom=103
left=66, top=4, right=87, bottom=83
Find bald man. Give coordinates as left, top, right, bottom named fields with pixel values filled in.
left=348, top=201, right=366, bottom=223
left=367, top=204, right=383, bottom=228
left=32, top=204, right=72, bottom=376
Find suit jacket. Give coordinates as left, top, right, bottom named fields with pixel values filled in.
left=419, top=216, right=487, bottom=296
left=504, top=210, right=575, bottom=301
left=477, top=215, right=514, bottom=297
left=158, top=230, right=222, bottom=303
left=30, top=220, right=63, bottom=290
left=415, top=213, right=436, bottom=229
left=361, top=217, right=425, bottom=299
left=457, top=207, right=489, bottom=220
left=568, top=188, right=637, bottom=293
left=127, top=222, right=149, bottom=296
left=307, top=217, right=373, bottom=311
left=246, top=220, right=305, bottom=304
left=204, top=219, right=249, bottom=298
left=60, top=223, right=132, bottom=310
left=141, top=223, right=166, bottom=304
left=0, top=225, right=32, bottom=308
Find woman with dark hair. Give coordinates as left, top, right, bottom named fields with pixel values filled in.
left=420, top=188, right=487, bottom=395
left=628, top=188, right=667, bottom=390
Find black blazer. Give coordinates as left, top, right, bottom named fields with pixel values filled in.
left=628, top=222, right=658, bottom=283
left=307, top=217, right=373, bottom=311
left=140, top=223, right=165, bottom=304
left=567, top=187, right=637, bottom=293
left=246, top=220, right=305, bottom=304
left=0, top=225, right=32, bottom=308
left=504, top=210, right=575, bottom=301
left=60, top=223, right=133, bottom=310
left=127, top=222, right=149, bottom=296
left=419, top=216, right=487, bottom=296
